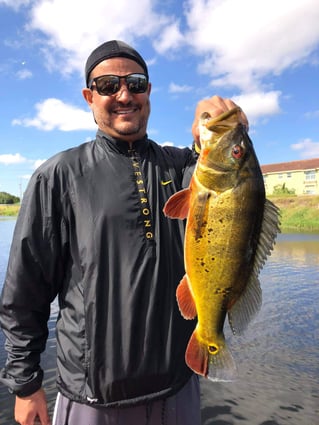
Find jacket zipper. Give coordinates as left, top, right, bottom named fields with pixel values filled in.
left=128, top=146, right=155, bottom=242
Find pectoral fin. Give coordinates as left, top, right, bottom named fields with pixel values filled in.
left=163, top=188, right=191, bottom=219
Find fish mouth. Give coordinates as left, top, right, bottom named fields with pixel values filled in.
left=205, top=107, right=242, bottom=131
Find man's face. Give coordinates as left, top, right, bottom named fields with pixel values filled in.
left=82, top=57, right=151, bottom=143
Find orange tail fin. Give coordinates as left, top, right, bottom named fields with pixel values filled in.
left=185, top=330, right=208, bottom=377
left=185, top=330, right=238, bottom=382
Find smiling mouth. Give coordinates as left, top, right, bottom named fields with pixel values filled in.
left=114, top=109, right=137, bottom=115
left=112, top=104, right=139, bottom=115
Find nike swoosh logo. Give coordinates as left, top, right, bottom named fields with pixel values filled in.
left=161, top=180, right=173, bottom=186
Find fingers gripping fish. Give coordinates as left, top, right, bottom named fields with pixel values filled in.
left=163, top=108, right=280, bottom=382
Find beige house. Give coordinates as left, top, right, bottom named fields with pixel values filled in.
left=261, top=158, right=319, bottom=196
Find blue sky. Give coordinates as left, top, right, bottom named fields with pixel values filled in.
left=0, top=0, right=319, bottom=197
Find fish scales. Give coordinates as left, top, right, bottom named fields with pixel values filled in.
left=163, top=108, right=280, bottom=381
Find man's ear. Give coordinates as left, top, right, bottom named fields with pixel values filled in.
left=82, top=88, right=94, bottom=107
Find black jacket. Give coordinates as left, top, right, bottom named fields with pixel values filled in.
left=0, top=130, right=197, bottom=407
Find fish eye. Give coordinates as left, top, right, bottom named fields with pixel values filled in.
left=232, top=144, right=244, bottom=159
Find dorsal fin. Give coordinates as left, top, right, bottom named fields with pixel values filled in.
left=228, top=199, right=280, bottom=334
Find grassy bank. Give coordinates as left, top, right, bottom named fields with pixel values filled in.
left=269, top=195, right=319, bottom=232
left=1, top=196, right=319, bottom=232
left=0, top=204, right=20, bottom=217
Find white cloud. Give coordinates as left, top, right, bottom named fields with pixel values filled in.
left=291, top=138, right=319, bottom=158
left=160, top=141, right=191, bottom=149
left=304, top=110, right=319, bottom=119
left=12, top=98, right=97, bottom=131
left=232, top=91, right=282, bottom=124
left=154, top=21, right=185, bottom=54
left=160, top=141, right=174, bottom=147
left=184, top=0, right=319, bottom=91
left=33, top=159, right=47, bottom=169
left=3, top=0, right=319, bottom=127
left=146, top=57, right=157, bottom=68
left=169, top=82, right=193, bottom=94
left=16, top=68, right=33, bottom=80
left=147, top=128, right=159, bottom=137
left=21, top=174, right=32, bottom=180
left=0, top=0, right=31, bottom=10
left=26, top=0, right=170, bottom=76
left=0, top=153, right=27, bottom=165
left=6, top=0, right=319, bottom=94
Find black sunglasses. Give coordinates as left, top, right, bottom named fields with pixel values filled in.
left=88, top=73, right=149, bottom=96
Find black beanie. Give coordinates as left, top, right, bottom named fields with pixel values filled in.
left=85, top=40, right=148, bottom=87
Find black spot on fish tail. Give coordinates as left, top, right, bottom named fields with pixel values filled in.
left=208, top=344, right=219, bottom=354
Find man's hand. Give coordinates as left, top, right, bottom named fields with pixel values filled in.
left=15, top=388, right=51, bottom=425
left=192, top=95, right=249, bottom=148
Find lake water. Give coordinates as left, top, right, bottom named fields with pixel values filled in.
left=0, top=218, right=318, bottom=424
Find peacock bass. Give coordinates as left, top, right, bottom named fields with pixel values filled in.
left=163, top=108, right=280, bottom=381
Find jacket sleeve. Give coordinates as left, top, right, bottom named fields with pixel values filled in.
left=0, top=170, right=69, bottom=397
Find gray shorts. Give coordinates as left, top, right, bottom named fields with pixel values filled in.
left=52, top=375, right=201, bottom=425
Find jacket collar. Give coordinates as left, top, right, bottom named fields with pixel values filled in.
left=96, top=129, right=149, bottom=155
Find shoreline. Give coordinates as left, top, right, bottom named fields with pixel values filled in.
left=2, top=195, right=319, bottom=232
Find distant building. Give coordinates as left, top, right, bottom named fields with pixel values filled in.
left=261, top=158, right=319, bottom=196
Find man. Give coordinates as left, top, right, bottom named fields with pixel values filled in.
left=0, top=40, right=247, bottom=425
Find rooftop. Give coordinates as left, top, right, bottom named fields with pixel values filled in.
left=261, top=158, right=319, bottom=174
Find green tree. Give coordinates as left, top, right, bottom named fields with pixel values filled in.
left=273, top=183, right=296, bottom=196
left=0, top=191, right=20, bottom=204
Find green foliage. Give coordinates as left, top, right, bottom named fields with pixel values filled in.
left=280, top=207, right=319, bottom=231
left=270, top=195, right=319, bottom=232
left=273, top=183, right=296, bottom=196
left=0, top=191, right=20, bottom=204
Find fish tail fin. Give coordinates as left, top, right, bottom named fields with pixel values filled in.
left=185, top=330, right=208, bottom=377
left=206, top=344, right=237, bottom=382
left=185, top=330, right=237, bottom=382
